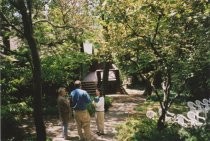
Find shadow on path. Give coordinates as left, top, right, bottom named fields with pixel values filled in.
left=21, top=93, right=146, bottom=141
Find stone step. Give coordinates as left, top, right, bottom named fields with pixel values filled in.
left=81, top=81, right=97, bottom=95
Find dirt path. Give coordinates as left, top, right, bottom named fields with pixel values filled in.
left=44, top=91, right=146, bottom=141
left=21, top=90, right=146, bottom=141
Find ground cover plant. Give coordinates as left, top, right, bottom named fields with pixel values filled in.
left=116, top=94, right=210, bottom=141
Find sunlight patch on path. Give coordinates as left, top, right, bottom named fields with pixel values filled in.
left=21, top=92, right=146, bottom=141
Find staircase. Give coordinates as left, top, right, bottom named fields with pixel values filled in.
left=81, top=81, right=97, bottom=95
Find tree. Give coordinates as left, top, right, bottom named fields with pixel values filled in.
left=92, top=0, right=115, bottom=94
left=95, top=0, right=210, bottom=129
left=1, top=0, right=97, bottom=138
left=34, top=0, right=95, bottom=82
left=1, top=0, right=46, bottom=140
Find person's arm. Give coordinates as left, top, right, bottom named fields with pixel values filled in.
left=69, top=94, right=74, bottom=107
left=84, top=91, right=91, bottom=103
left=68, top=93, right=74, bottom=117
left=58, top=97, right=68, bottom=113
left=95, top=97, right=104, bottom=107
left=71, top=91, right=78, bottom=107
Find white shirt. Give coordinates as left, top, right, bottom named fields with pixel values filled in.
left=94, top=96, right=105, bottom=112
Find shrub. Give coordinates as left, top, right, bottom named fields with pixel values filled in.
left=1, top=95, right=33, bottom=140
left=1, top=113, right=25, bottom=141
left=116, top=117, right=210, bottom=141
left=104, top=96, right=113, bottom=112
left=116, top=118, right=181, bottom=141
left=1, top=102, right=32, bottom=140
left=87, top=96, right=113, bottom=116
left=43, top=96, right=58, bottom=116
left=87, top=103, right=96, bottom=116
left=178, top=127, right=210, bottom=141
left=116, top=118, right=143, bottom=141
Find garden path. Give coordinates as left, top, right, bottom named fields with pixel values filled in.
left=23, top=89, right=146, bottom=141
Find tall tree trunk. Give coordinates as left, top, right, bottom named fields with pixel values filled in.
left=2, top=36, right=10, bottom=55
left=157, top=72, right=171, bottom=130
left=139, top=73, right=152, bottom=96
left=143, top=79, right=153, bottom=96
left=11, top=1, right=46, bottom=140
left=157, top=107, right=166, bottom=130
left=114, top=69, right=121, bottom=92
left=27, top=36, right=46, bottom=141
left=80, top=42, right=84, bottom=79
left=101, top=62, right=110, bottom=95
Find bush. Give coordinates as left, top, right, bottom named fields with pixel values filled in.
left=87, top=103, right=96, bottom=116
left=87, top=96, right=113, bottom=116
left=116, top=118, right=143, bottom=141
left=44, top=105, right=59, bottom=116
left=43, top=96, right=58, bottom=116
left=178, top=127, right=210, bottom=141
left=1, top=104, right=28, bottom=141
left=105, top=96, right=113, bottom=112
left=1, top=113, right=25, bottom=141
left=116, top=118, right=181, bottom=141
left=116, top=117, right=210, bottom=141
left=1, top=96, right=33, bottom=140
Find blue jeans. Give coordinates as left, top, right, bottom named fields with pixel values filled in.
left=62, top=122, right=68, bottom=137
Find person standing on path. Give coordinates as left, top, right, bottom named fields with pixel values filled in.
left=70, top=80, right=93, bottom=141
left=92, top=88, right=105, bottom=136
left=57, top=87, right=71, bottom=140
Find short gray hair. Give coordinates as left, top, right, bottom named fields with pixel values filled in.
left=74, top=80, right=81, bottom=88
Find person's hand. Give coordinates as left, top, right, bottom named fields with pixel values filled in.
left=94, top=97, right=99, bottom=102
left=92, top=101, right=96, bottom=107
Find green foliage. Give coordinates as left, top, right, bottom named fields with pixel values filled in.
left=1, top=0, right=209, bottom=140
left=1, top=56, right=33, bottom=140
left=97, top=0, right=210, bottom=97
left=178, top=127, right=210, bottom=141
left=41, top=49, right=92, bottom=85
left=116, top=118, right=180, bottom=141
left=95, top=0, right=210, bottom=130
left=0, top=59, right=31, bottom=97
left=1, top=95, right=33, bottom=118
left=87, top=103, right=96, bottom=117
left=1, top=102, right=32, bottom=116
left=116, top=117, right=210, bottom=141
left=1, top=97, right=33, bottom=140
left=43, top=96, right=58, bottom=116
left=87, top=96, right=113, bottom=116
left=116, top=118, right=143, bottom=141
left=105, top=96, right=113, bottom=112
left=1, top=113, right=25, bottom=141
left=44, top=105, right=58, bottom=116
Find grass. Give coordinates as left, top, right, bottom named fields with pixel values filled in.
left=135, top=94, right=189, bottom=117
left=116, top=93, right=210, bottom=141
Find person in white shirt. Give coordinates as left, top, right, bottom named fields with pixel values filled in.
left=92, top=88, right=105, bottom=136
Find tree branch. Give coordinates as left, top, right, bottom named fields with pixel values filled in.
left=33, top=19, right=75, bottom=29
left=0, top=44, right=29, bottom=59
left=149, top=14, right=163, bottom=59
left=116, top=5, right=163, bottom=59
left=1, top=12, right=24, bottom=36
left=153, top=87, right=164, bottom=109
